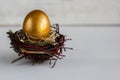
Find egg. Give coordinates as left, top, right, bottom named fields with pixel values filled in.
left=23, top=10, right=50, bottom=40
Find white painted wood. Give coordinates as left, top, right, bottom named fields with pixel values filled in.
left=0, top=0, right=120, bottom=25
left=1, top=26, right=120, bottom=80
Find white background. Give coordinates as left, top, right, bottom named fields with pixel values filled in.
left=0, top=26, right=120, bottom=80
left=0, top=0, right=120, bottom=25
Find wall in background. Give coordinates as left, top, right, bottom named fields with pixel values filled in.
left=0, top=0, right=120, bottom=26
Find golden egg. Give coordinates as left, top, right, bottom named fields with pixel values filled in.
left=23, top=10, right=50, bottom=40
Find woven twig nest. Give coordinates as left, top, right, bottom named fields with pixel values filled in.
left=7, top=24, right=72, bottom=67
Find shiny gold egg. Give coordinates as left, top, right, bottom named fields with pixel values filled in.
left=23, top=10, right=50, bottom=40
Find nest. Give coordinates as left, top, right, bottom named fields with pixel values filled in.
left=7, top=24, right=72, bottom=67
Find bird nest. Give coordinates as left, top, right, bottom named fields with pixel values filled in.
left=7, top=24, right=72, bottom=67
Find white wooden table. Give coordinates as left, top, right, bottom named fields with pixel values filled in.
left=0, top=26, right=120, bottom=80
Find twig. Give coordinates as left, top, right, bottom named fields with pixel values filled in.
left=11, top=56, right=25, bottom=63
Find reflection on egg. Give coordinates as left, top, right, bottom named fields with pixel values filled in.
left=23, top=10, right=50, bottom=40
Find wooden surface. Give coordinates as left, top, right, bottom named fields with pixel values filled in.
left=0, top=26, right=120, bottom=80
left=0, top=0, right=120, bottom=25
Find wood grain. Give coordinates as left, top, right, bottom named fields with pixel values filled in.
left=0, top=0, right=120, bottom=25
